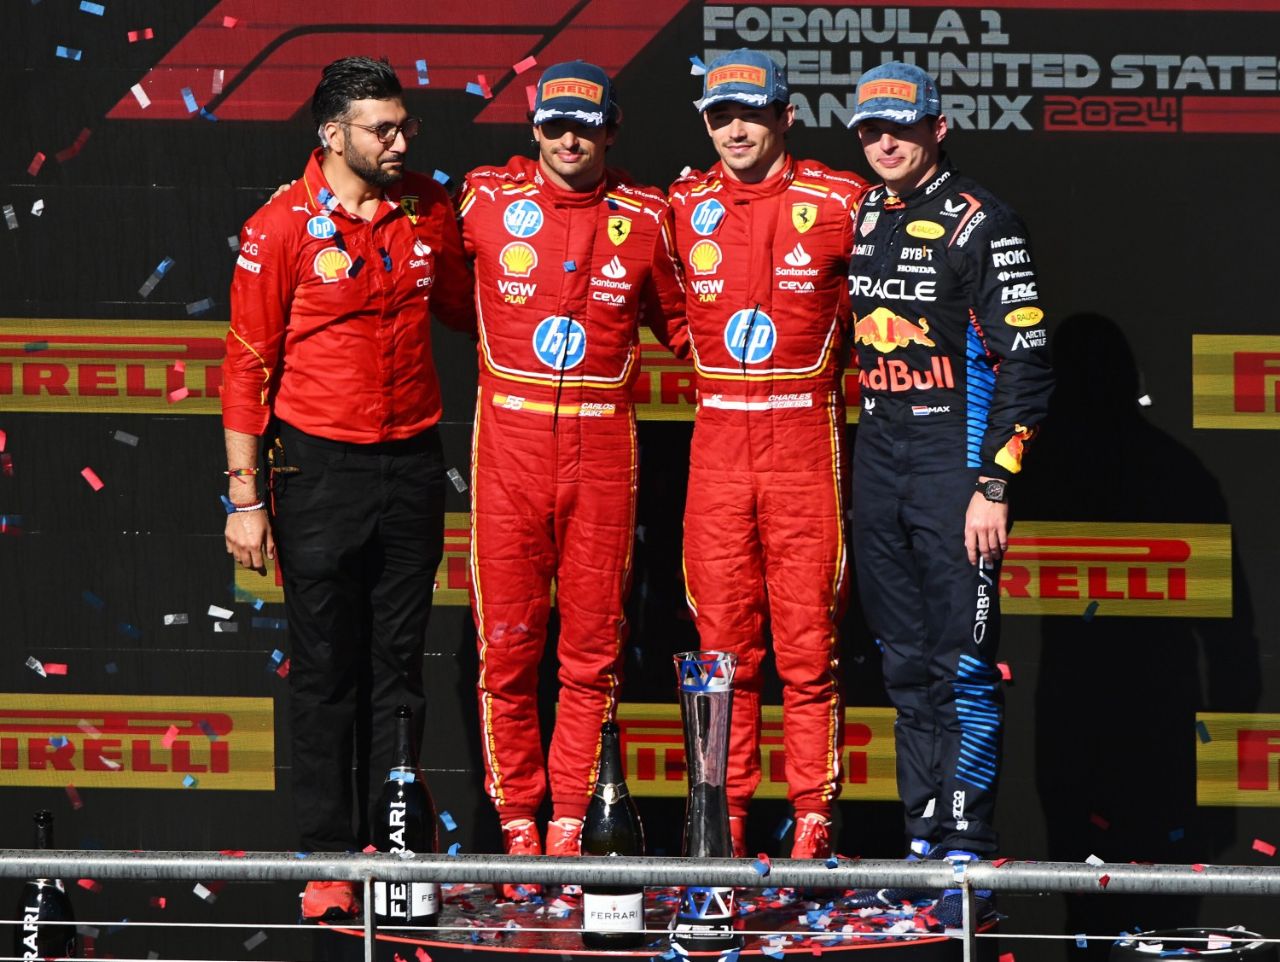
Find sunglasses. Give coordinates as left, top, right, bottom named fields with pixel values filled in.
left=345, top=116, right=422, bottom=145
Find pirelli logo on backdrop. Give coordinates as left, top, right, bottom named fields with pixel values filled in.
left=1000, top=521, right=1231, bottom=618
left=1196, top=713, right=1280, bottom=807
left=1193, top=334, right=1280, bottom=429
left=615, top=704, right=897, bottom=800
left=632, top=330, right=863, bottom=423
left=0, top=319, right=224, bottom=413
left=237, top=512, right=472, bottom=606
left=0, top=695, right=274, bottom=790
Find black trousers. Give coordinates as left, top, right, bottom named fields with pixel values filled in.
left=269, top=421, right=445, bottom=852
left=852, top=428, right=1004, bottom=857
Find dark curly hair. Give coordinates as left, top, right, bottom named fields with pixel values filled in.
left=311, top=56, right=403, bottom=128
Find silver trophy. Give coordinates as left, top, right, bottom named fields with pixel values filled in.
left=671, top=650, right=743, bottom=950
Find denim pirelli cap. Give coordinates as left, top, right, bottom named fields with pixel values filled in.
left=694, top=48, right=789, bottom=112
left=848, top=61, right=942, bottom=128
left=532, top=60, right=617, bottom=127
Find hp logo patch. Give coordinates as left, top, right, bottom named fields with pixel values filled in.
left=724, top=308, right=776, bottom=364
left=503, top=199, right=544, bottom=238
left=691, top=199, right=726, bottom=236
left=306, top=215, right=336, bottom=240
left=533, top=316, right=586, bottom=370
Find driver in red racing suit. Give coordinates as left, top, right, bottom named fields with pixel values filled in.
left=669, top=49, right=869, bottom=860
left=458, top=62, right=687, bottom=894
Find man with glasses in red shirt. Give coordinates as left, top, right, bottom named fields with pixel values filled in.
left=222, top=56, right=474, bottom=922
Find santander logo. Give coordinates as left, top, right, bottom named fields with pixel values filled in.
left=784, top=243, right=811, bottom=267
left=601, top=255, right=627, bottom=279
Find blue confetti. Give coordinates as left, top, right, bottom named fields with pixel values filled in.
left=465, top=82, right=485, bottom=97
left=388, top=770, right=416, bottom=783
left=1076, top=934, right=1088, bottom=949
left=416, top=59, right=429, bottom=86
left=1195, top=720, right=1211, bottom=743
left=55, top=46, right=83, bottom=61
left=155, top=256, right=175, bottom=276
left=1169, top=827, right=1185, bottom=842
left=199, top=721, right=218, bottom=741
left=50, top=736, right=69, bottom=748
left=440, top=811, right=457, bottom=831
left=198, top=107, right=218, bottom=122
left=689, top=55, right=707, bottom=72
left=774, top=816, right=794, bottom=840
left=79, top=1, right=104, bottom=13
left=762, top=949, right=785, bottom=960
left=447, top=842, right=461, bottom=856
left=824, top=856, right=839, bottom=869
left=82, top=590, right=106, bottom=611
left=24, top=341, right=49, bottom=353
left=563, top=260, right=576, bottom=272
left=181, top=88, right=198, bottom=113
left=269, top=649, right=285, bottom=664
left=752, top=858, right=770, bottom=877
left=1083, top=600, right=1100, bottom=621
left=252, top=597, right=265, bottom=611
left=182, top=775, right=198, bottom=788
left=294, top=852, right=309, bottom=859
left=432, top=169, right=450, bottom=186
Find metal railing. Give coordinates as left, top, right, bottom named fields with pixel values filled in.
left=4, top=850, right=1279, bottom=962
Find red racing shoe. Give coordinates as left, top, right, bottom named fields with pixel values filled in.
left=498, top=818, right=543, bottom=902
left=300, top=880, right=361, bottom=922
left=790, top=813, right=833, bottom=860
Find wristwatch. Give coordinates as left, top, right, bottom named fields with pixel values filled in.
left=976, top=478, right=1008, bottom=503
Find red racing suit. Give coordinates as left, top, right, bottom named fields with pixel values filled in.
left=669, top=156, right=869, bottom=821
left=459, top=156, right=687, bottom=823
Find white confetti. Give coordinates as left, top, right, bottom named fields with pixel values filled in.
left=1137, top=394, right=1152, bottom=407
left=207, top=605, right=233, bottom=620
left=192, top=883, right=216, bottom=903
left=243, top=930, right=267, bottom=951
left=446, top=467, right=467, bottom=492
left=1085, top=853, right=1105, bottom=866
left=130, top=83, right=151, bottom=109
left=113, top=430, right=140, bottom=446
left=31, top=199, right=44, bottom=216
left=211, top=68, right=225, bottom=95
left=25, top=656, right=46, bottom=677
left=163, top=613, right=189, bottom=625
left=3, top=205, right=17, bottom=230
left=213, top=621, right=239, bottom=633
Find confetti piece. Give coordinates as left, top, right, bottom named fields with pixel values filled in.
left=448, top=842, right=462, bottom=856
left=1196, top=720, right=1211, bottom=743
left=24, top=340, right=49, bottom=352
left=416, top=948, right=432, bottom=962
left=563, top=260, right=577, bottom=272
left=226, top=234, right=240, bottom=252
left=992, top=856, right=1011, bottom=867
left=1083, top=600, right=1099, bottom=621
left=1192, top=863, right=1206, bottom=872
left=214, top=621, right=239, bottom=633
left=1169, top=827, right=1184, bottom=842
left=198, top=721, right=218, bottom=740
left=208, top=604, right=233, bottom=620
left=31, top=199, right=44, bottom=216
left=168, top=386, right=190, bottom=403
left=3, top=206, right=16, bottom=230
left=1252, top=838, right=1276, bottom=857
left=1089, top=813, right=1110, bottom=830
left=269, top=649, right=285, bottom=665
left=80, top=1, right=105, bottom=14
left=1075, top=934, right=1087, bottom=948
left=50, top=736, right=69, bottom=748
left=199, top=107, right=218, bottom=122
left=66, top=785, right=83, bottom=809
left=0, top=514, right=22, bottom=535
left=127, top=28, right=154, bottom=42
left=416, top=59, right=430, bottom=86
left=465, top=82, right=485, bottom=97
left=44, top=663, right=67, bottom=675
left=27, top=152, right=46, bottom=176
left=1137, top=394, right=1152, bottom=407
left=690, top=55, right=707, bottom=75
left=244, top=931, right=267, bottom=951
left=163, top=613, right=189, bottom=626
left=753, top=855, right=771, bottom=876
left=181, top=88, right=198, bottom=113
left=275, top=657, right=289, bottom=677
left=513, top=56, right=537, bottom=74
left=149, top=896, right=166, bottom=908
left=113, top=430, right=139, bottom=446
left=774, top=816, right=794, bottom=840
left=1085, top=854, right=1105, bottom=866
left=525, top=84, right=537, bottom=112
left=446, top=467, right=468, bottom=492
left=193, top=883, right=216, bottom=902
left=26, top=656, right=47, bottom=677
left=389, top=770, right=417, bottom=783
left=477, top=74, right=493, bottom=98
left=56, top=46, right=84, bottom=61
left=78, top=880, right=102, bottom=893
left=362, top=843, right=377, bottom=854
left=824, top=856, right=838, bottom=869
left=440, top=811, right=457, bottom=831
left=77, top=720, right=101, bottom=736
left=138, top=257, right=175, bottom=298
left=999, top=954, right=1015, bottom=962
left=129, top=83, right=152, bottom=109
left=433, top=169, right=451, bottom=187
left=183, top=775, right=198, bottom=788
left=161, top=725, right=179, bottom=749
left=997, top=661, right=1012, bottom=681
left=212, top=69, right=225, bottom=95
left=1097, top=874, right=1110, bottom=888
left=222, top=15, right=238, bottom=27
left=81, top=466, right=104, bottom=490
left=251, top=616, right=287, bottom=630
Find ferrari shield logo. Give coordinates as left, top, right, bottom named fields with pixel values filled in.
left=607, top=216, right=632, bottom=246
left=398, top=194, right=419, bottom=223
left=791, top=203, right=817, bottom=233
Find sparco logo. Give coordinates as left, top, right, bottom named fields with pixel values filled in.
left=954, top=210, right=987, bottom=247
left=953, top=790, right=969, bottom=832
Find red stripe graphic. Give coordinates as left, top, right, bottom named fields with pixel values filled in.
left=1182, top=96, right=1280, bottom=133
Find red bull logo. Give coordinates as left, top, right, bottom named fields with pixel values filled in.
left=853, top=306, right=936, bottom=353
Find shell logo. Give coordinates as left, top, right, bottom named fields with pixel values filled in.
left=689, top=240, right=722, bottom=276
left=499, top=242, right=538, bottom=278
left=1004, top=306, right=1044, bottom=328
left=313, top=247, right=353, bottom=283
left=905, top=220, right=946, bottom=240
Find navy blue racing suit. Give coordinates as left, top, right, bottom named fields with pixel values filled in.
left=847, top=157, right=1053, bottom=855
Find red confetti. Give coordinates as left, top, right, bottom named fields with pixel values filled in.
left=1, top=452, right=12, bottom=477
left=1253, top=838, right=1276, bottom=857
left=1097, top=874, right=1111, bottom=888
left=161, top=725, right=179, bottom=749
left=997, top=662, right=1011, bottom=681
left=127, top=28, right=154, bottom=41
left=218, top=849, right=247, bottom=857
left=415, top=949, right=432, bottom=962
left=525, top=84, right=537, bottom=112
left=80, top=466, right=104, bottom=491
left=991, top=857, right=1010, bottom=867
left=54, top=128, right=92, bottom=164
left=77, top=879, right=102, bottom=893
left=222, top=15, right=239, bottom=27
left=27, top=152, right=46, bottom=176
left=999, top=954, right=1016, bottom=962
left=0, top=429, right=6, bottom=451
left=512, top=56, right=537, bottom=74
left=276, top=658, right=290, bottom=678
left=174, top=359, right=186, bottom=374
left=65, top=784, right=83, bottom=809
left=43, top=663, right=67, bottom=675
left=1192, top=863, right=1207, bottom=872
left=149, top=896, right=167, bottom=908
left=363, top=844, right=378, bottom=854
left=1090, top=813, right=1111, bottom=830
left=168, top=386, right=190, bottom=404
left=478, top=74, right=493, bottom=99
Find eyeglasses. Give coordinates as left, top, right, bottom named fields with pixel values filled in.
left=344, top=116, right=421, bottom=145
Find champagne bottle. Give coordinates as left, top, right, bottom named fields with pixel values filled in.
left=581, top=722, right=646, bottom=950
left=371, top=706, right=440, bottom=928
left=14, top=810, right=77, bottom=960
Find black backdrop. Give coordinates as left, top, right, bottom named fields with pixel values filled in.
left=4, top=2, right=1280, bottom=959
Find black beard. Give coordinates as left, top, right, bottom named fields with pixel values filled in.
left=345, top=146, right=402, bottom=188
